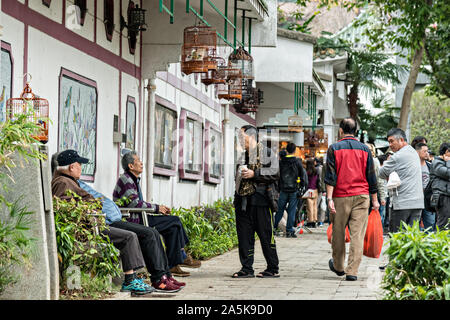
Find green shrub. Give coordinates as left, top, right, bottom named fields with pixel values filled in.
left=53, top=191, right=121, bottom=296
left=382, top=221, right=450, bottom=300
left=172, top=198, right=238, bottom=260
left=0, top=198, right=35, bottom=294
left=0, top=112, right=47, bottom=294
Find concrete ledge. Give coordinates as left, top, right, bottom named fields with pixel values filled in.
left=277, top=28, right=317, bottom=44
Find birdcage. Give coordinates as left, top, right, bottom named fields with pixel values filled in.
left=6, top=82, right=49, bottom=143
left=201, top=57, right=227, bottom=86
left=233, top=86, right=263, bottom=114
left=181, top=25, right=218, bottom=75
left=228, top=46, right=254, bottom=80
left=217, top=68, right=243, bottom=100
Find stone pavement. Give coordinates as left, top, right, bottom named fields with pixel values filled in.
left=120, top=224, right=388, bottom=300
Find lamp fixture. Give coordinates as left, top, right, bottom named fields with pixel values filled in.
left=120, top=4, right=147, bottom=32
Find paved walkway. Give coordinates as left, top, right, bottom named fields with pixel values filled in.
left=119, top=225, right=388, bottom=300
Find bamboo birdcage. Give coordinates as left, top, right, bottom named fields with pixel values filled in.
left=228, top=46, right=254, bottom=80
left=6, top=82, right=49, bottom=143
left=233, top=85, right=263, bottom=114
left=217, top=67, right=243, bottom=100
left=181, top=25, right=218, bottom=75
left=201, top=57, right=227, bottom=86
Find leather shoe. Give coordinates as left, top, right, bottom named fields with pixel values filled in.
left=346, top=275, right=357, bottom=281
left=328, top=259, right=345, bottom=276
left=180, top=255, right=202, bottom=268
left=169, top=265, right=190, bottom=277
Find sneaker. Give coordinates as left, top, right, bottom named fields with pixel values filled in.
left=168, top=276, right=186, bottom=288
left=121, top=278, right=154, bottom=295
left=152, top=275, right=181, bottom=293
left=285, top=231, right=297, bottom=238
left=318, top=222, right=324, bottom=227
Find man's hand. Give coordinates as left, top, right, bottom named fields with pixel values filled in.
left=372, top=200, right=380, bottom=212
left=328, top=199, right=336, bottom=214
left=159, top=205, right=171, bottom=215
left=242, top=169, right=255, bottom=179
left=381, top=200, right=386, bottom=206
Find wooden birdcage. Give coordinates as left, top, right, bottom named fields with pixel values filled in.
left=233, top=85, right=263, bottom=114
left=217, top=68, right=243, bottom=100
left=181, top=25, right=218, bottom=75
left=6, top=82, right=49, bottom=143
left=201, top=57, right=227, bottom=86
left=228, top=46, right=254, bottom=80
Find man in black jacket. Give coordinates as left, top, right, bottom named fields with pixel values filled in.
left=273, top=142, right=308, bottom=237
left=430, top=142, right=450, bottom=230
left=232, top=125, right=280, bottom=278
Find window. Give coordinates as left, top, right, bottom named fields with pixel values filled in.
left=104, top=0, right=114, bottom=41
left=154, top=101, right=177, bottom=173
left=127, top=0, right=138, bottom=55
left=1, top=42, right=13, bottom=123
left=125, top=96, right=136, bottom=150
left=58, top=68, right=97, bottom=181
left=74, top=0, right=87, bottom=26
left=42, top=0, right=52, bottom=7
left=179, top=109, right=203, bottom=180
left=204, top=121, right=222, bottom=184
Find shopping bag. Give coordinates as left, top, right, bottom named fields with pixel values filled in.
left=327, top=223, right=350, bottom=244
left=301, top=189, right=315, bottom=199
left=363, top=209, right=384, bottom=258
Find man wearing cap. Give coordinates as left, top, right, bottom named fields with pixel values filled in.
left=52, top=150, right=184, bottom=293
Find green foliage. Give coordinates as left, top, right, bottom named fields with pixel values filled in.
left=382, top=221, right=450, bottom=300
left=172, top=198, right=238, bottom=260
left=358, top=94, right=400, bottom=141
left=410, top=90, right=450, bottom=154
left=278, top=0, right=320, bottom=34
left=0, top=112, right=47, bottom=294
left=0, top=198, right=35, bottom=294
left=53, top=191, right=121, bottom=292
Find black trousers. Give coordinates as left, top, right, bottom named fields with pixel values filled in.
left=234, top=196, right=279, bottom=274
left=102, top=226, right=145, bottom=273
left=148, top=215, right=189, bottom=269
left=110, top=221, right=170, bottom=282
left=436, top=195, right=450, bottom=230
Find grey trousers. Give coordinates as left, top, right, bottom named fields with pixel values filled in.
left=102, top=226, right=145, bottom=273
left=389, top=208, right=422, bottom=233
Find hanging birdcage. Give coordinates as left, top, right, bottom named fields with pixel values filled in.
left=201, top=57, right=227, bottom=86
left=6, top=82, right=49, bottom=143
left=228, top=46, right=254, bottom=80
left=181, top=24, right=218, bottom=75
left=217, top=67, right=243, bottom=100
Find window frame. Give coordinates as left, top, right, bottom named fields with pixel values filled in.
left=153, top=95, right=177, bottom=177
left=1, top=41, right=14, bottom=124
left=58, top=68, right=98, bottom=182
left=125, top=95, right=137, bottom=150
left=178, top=109, right=203, bottom=181
left=204, top=120, right=222, bottom=184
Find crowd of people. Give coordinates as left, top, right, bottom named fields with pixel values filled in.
left=50, top=118, right=449, bottom=293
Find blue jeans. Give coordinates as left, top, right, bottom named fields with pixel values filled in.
left=274, top=191, right=299, bottom=233
left=379, top=205, right=386, bottom=226
left=421, top=209, right=436, bottom=233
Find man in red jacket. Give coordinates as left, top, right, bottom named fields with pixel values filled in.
left=324, top=118, right=379, bottom=281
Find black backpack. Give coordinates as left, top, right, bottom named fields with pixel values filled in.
left=424, top=162, right=436, bottom=212
left=280, top=159, right=302, bottom=193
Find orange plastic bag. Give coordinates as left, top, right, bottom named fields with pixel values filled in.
left=327, top=223, right=350, bottom=244
left=363, top=209, right=384, bottom=258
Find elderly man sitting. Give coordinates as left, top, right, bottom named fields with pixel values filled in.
left=113, top=150, right=201, bottom=277
left=51, top=150, right=185, bottom=293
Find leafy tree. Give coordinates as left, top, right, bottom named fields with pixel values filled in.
left=315, top=35, right=403, bottom=120
left=327, top=0, right=450, bottom=129
left=358, top=94, right=400, bottom=142
left=409, top=89, right=450, bottom=154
